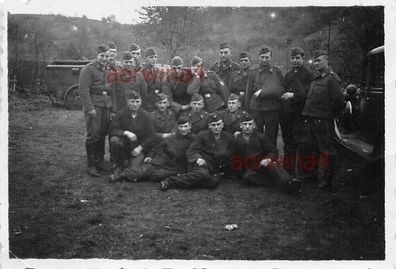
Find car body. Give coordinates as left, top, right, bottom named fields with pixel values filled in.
left=334, top=45, right=384, bottom=161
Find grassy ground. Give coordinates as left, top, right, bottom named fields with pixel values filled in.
left=8, top=96, right=384, bottom=260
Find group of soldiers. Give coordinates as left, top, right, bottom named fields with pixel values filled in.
left=78, top=40, right=346, bottom=194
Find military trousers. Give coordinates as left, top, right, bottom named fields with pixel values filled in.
left=122, top=163, right=183, bottom=182
left=109, top=136, right=144, bottom=168
left=166, top=164, right=220, bottom=189
left=250, top=110, right=279, bottom=147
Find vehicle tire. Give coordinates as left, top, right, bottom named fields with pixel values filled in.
left=64, top=85, right=82, bottom=110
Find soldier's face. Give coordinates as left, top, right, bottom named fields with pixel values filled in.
left=127, top=98, right=142, bottom=112
left=172, top=64, right=183, bottom=75
left=191, top=62, right=203, bottom=73
left=146, top=55, right=157, bottom=66
left=122, top=59, right=134, bottom=69
left=291, top=54, right=304, bottom=68
left=239, top=57, right=251, bottom=69
left=259, top=52, right=272, bottom=67
left=219, top=48, right=231, bottom=62
left=109, top=48, right=117, bottom=63
left=209, top=120, right=224, bottom=135
left=130, top=49, right=141, bottom=59
left=313, top=56, right=328, bottom=72
left=156, top=99, right=169, bottom=112
left=178, top=122, right=191, bottom=136
left=190, top=100, right=204, bottom=112
left=228, top=99, right=241, bottom=113
left=97, top=51, right=110, bottom=65
left=240, top=120, right=256, bottom=134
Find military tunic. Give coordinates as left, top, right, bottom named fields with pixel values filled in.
left=161, top=68, right=193, bottom=113
left=150, top=108, right=177, bottom=136
left=141, top=63, right=163, bottom=112
left=180, top=109, right=209, bottom=134
left=228, top=68, right=251, bottom=108
left=209, top=60, right=241, bottom=88
left=217, top=109, right=248, bottom=135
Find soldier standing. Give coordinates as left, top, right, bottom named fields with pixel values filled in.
left=79, top=44, right=114, bottom=176
left=188, top=56, right=229, bottom=113
left=300, top=50, right=345, bottom=189
left=245, top=46, right=285, bottom=146
left=280, top=47, right=313, bottom=176
left=209, top=42, right=240, bottom=88
left=141, top=48, right=162, bottom=112
left=229, top=51, right=252, bottom=107
left=129, top=43, right=143, bottom=71
left=161, top=56, right=193, bottom=113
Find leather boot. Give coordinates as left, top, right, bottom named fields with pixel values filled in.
left=86, top=142, right=101, bottom=177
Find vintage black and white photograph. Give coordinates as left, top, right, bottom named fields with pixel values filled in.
left=2, top=0, right=394, bottom=268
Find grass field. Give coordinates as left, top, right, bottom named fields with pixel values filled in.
left=8, top=96, right=384, bottom=260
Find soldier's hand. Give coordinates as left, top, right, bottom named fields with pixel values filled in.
left=234, top=131, right=241, bottom=138
left=110, top=112, right=116, bottom=120
left=181, top=104, right=190, bottom=111
left=123, top=131, right=137, bottom=141
left=87, top=109, right=97, bottom=117
left=196, top=158, right=206, bottom=167
left=281, top=92, right=294, bottom=100
left=131, top=145, right=143, bottom=157
left=254, top=89, right=262, bottom=97
left=162, top=133, right=172, bottom=138
left=144, top=157, right=152, bottom=163
left=260, top=158, right=272, bottom=167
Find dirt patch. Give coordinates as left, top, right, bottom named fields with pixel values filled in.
left=8, top=98, right=384, bottom=260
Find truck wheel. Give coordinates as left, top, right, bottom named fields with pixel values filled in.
left=64, top=86, right=82, bottom=110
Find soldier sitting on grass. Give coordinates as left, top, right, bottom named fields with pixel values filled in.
left=160, top=114, right=233, bottom=191
left=110, top=116, right=194, bottom=183
left=150, top=93, right=177, bottom=139
left=232, top=114, right=302, bottom=194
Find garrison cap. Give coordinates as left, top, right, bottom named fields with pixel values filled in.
left=129, top=43, right=141, bottom=51
left=259, top=46, right=272, bottom=56
left=155, top=93, right=168, bottom=102
left=125, top=90, right=141, bottom=100
left=228, top=93, right=240, bottom=101
left=122, top=51, right=133, bottom=60
left=177, top=116, right=190, bottom=125
left=144, top=48, right=157, bottom=58
left=108, top=41, right=117, bottom=49
left=171, top=56, right=183, bottom=66
left=313, top=50, right=328, bottom=59
left=219, top=42, right=232, bottom=50
left=97, top=44, right=109, bottom=54
left=239, top=51, right=250, bottom=59
left=291, top=47, right=305, bottom=56
left=190, top=93, right=203, bottom=102
left=191, top=56, right=203, bottom=66
left=240, top=113, right=254, bottom=123
left=208, top=113, right=223, bottom=124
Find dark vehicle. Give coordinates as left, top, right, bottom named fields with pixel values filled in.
left=334, top=45, right=384, bottom=162
left=43, top=60, right=91, bottom=109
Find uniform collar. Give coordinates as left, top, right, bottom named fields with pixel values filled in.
left=217, top=60, right=232, bottom=69
left=94, top=60, right=106, bottom=71
left=314, top=67, right=331, bottom=79
left=259, top=64, right=273, bottom=73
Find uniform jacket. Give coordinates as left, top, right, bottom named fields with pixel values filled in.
left=150, top=108, right=177, bottom=135
left=217, top=109, right=248, bottom=134
left=284, top=64, right=313, bottom=115
left=146, top=132, right=195, bottom=171
left=229, top=68, right=251, bottom=96
left=245, top=64, right=285, bottom=112
left=180, top=109, right=209, bottom=134
left=78, top=60, right=114, bottom=112
left=209, top=60, right=241, bottom=88
left=110, top=107, right=156, bottom=153
left=233, top=131, right=278, bottom=161
left=302, top=67, right=345, bottom=119
left=141, top=63, right=163, bottom=112
left=161, top=68, right=193, bottom=112
left=187, top=129, right=234, bottom=172
left=112, top=68, right=148, bottom=112
left=187, top=71, right=229, bottom=113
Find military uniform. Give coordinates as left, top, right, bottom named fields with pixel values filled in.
left=109, top=106, right=157, bottom=168
left=121, top=132, right=195, bottom=182
left=161, top=68, right=193, bottom=113
left=187, top=71, right=229, bottom=113
left=141, top=63, right=162, bottom=112
left=229, top=68, right=251, bottom=108
left=300, top=66, right=345, bottom=188
left=150, top=108, right=177, bottom=136
left=281, top=63, right=313, bottom=174
left=180, top=109, right=209, bottom=134
left=79, top=59, right=115, bottom=173
left=217, top=109, right=248, bottom=134
left=245, top=64, right=285, bottom=145
left=164, top=129, right=234, bottom=189
left=209, top=60, right=241, bottom=88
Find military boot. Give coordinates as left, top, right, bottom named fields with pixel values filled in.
left=86, top=142, right=101, bottom=177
